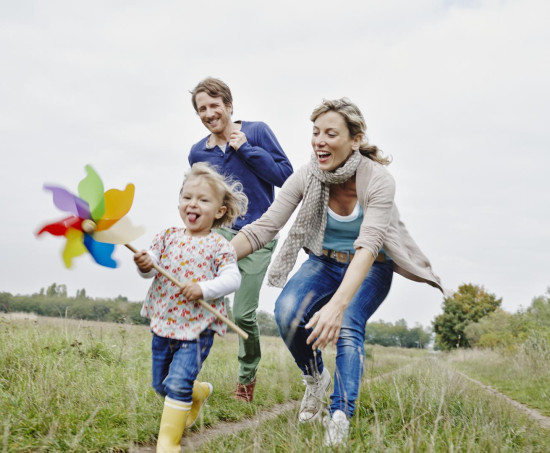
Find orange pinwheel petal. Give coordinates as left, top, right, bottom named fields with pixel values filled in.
left=96, top=184, right=135, bottom=231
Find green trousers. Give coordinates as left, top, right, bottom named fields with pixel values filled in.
left=217, top=228, right=277, bottom=384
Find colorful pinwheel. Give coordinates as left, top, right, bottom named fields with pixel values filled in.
left=36, top=164, right=145, bottom=268
left=36, top=164, right=248, bottom=339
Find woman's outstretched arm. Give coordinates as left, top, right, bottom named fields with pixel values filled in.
left=230, top=232, right=254, bottom=260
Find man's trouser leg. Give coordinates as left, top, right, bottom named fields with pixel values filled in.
left=217, top=229, right=277, bottom=384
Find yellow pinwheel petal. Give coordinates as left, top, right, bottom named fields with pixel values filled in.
left=93, top=216, right=145, bottom=244
left=62, top=228, right=87, bottom=268
left=96, top=184, right=135, bottom=231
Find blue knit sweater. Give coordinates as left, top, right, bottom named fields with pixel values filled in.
left=188, top=121, right=293, bottom=230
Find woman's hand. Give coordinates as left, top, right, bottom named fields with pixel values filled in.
left=305, top=248, right=376, bottom=350
left=134, top=250, right=153, bottom=273
left=305, top=298, right=346, bottom=350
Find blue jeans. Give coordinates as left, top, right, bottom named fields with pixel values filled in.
left=151, top=330, right=215, bottom=403
left=274, top=253, right=393, bottom=417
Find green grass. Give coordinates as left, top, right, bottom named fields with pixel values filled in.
left=0, top=315, right=309, bottom=451
left=445, top=347, right=550, bottom=417
left=2, top=315, right=549, bottom=452
left=198, top=360, right=550, bottom=452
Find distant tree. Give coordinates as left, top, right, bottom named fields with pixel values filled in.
left=433, top=283, right=501, bottom=350
left=464, top=309, right=521, bottom=348
left=76, top=288, right=88, bottom=299
left=0, top=292, right=13, bottom=312
left=45, top=283, right=67, bottom=298
left=366, top=319, right=432, bottom=348
left=257, top=310, right=279, bottom=337
left=46, top=283, right=58, bottom=297
left=526, top=288, right=550, bottom=328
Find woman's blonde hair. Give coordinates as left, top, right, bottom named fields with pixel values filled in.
left=180, top=162, right=248, bottom=229
left=310, top=98, right=391, bottom=165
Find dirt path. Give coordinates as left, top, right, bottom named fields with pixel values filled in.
left=129, top=401, right=300, bottom=453
left=129, top=367, right=410, bottom=452
left=130, top=363, right=550, bottom=451
left=451, top=369, right=550, bottom=430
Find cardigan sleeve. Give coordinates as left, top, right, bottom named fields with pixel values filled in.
left=353, top=162, right=396, bottom=258
left=240, top=165, right=308, bottom=251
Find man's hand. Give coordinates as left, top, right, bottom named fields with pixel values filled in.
left=229, top=130, right=247, bottom=151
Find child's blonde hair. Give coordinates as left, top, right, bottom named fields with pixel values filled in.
left=180, top=162, right=248, bottom=229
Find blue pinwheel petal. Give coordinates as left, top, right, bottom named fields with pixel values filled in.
left=83, top=234, right=117, bottom=268
left=44, top=185, right=90, bottom=219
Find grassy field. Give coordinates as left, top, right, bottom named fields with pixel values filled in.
left=444, top=345, right=550, bottom=417
left=1, top=315, right=549, bottom=452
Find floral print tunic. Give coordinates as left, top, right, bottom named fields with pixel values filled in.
left=140, top=228, right=236, bottom=340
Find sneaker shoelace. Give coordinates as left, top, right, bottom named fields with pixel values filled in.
left=301, top=375, right=325, bottom=410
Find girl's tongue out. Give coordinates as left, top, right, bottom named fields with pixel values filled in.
left=187, top=213, right=198, bottom=222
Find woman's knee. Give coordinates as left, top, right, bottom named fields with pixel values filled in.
left=274, top=295, right=302, bottom=336
left=337, top=329, right=365, bottom=351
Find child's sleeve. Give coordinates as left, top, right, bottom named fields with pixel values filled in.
left=197, top=238, right=241, bottom=300
left=136, top=230, right=164, bottom=279
left=198, top=262, right=241, bottom=300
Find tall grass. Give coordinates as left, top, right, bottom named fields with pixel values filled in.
left=446, top=336, right=550, bottom=416
left=197, top=360, right=550, bottom=452
left=3, top=315, right=547, bottom=452
left=0, top=315, right=315, bottom=451
left=0, top=316, right=158, bottom=452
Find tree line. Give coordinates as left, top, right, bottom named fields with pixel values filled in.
left=433, top=283, right=550, bottom=352
left=0, top=283, right=434, bottom=347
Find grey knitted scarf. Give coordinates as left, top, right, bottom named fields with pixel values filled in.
left=267, top=150, right=362, bottom=288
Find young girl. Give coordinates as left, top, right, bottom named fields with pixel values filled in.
left=134, top=162, right=248, bottom=452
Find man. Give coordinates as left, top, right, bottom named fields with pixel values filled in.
left=188, top=77, right=293, bottom=401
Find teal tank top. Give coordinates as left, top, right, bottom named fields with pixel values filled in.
left=322, top=204, right=390, bottom=259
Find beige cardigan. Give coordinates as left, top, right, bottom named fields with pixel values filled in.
left=241, top=156, right=446, bottom=294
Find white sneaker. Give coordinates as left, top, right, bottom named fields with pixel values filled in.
left=323, top=409, right=350, bottom=447
left=298, top=367, right=331, bottom=423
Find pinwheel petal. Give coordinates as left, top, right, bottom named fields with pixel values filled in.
left=83, top=234, right=117, bottom=268
left=78, top=165, right=105, bottom=222
left=93, top=216, right=145, bottom=244
left=36, top=216, right=83, bottom=237
left=96, top=184, right=136, bottom=231
left=44, top=185, right=90, bottom=219
left=63, top=228, right=87, bottom=268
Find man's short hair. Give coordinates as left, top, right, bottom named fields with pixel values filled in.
left=191, top=77, right=233, bottom=113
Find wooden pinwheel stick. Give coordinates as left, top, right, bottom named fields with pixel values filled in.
left=124, top=244, right=248, bottom=340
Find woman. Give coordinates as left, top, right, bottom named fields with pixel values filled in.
left=231, top=98, right=445, bottom=446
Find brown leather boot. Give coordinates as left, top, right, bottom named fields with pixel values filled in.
left=233, top=378, right=256, bottom=402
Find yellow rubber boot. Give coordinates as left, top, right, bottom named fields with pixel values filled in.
left=156, top=397, right=190, bottom=453
left=186, top=381, right=213, bottom=429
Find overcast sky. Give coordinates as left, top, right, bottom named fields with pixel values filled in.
left=1, top=0, right=548, bottom=328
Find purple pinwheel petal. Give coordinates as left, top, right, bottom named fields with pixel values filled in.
left=83, top=234, right=117, bottom=268
left=44, top=185, right=90, bottom=219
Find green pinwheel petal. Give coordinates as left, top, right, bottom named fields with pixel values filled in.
left=78, top=165, right=105, bottom=221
